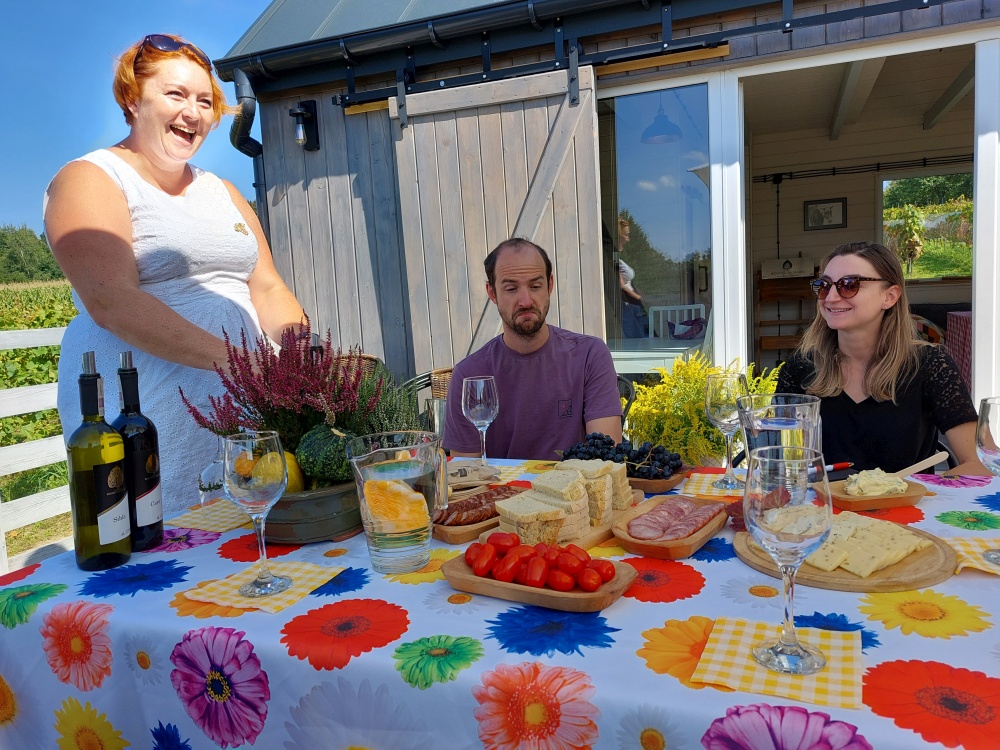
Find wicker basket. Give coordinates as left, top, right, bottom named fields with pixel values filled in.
left=265, top=481, right=363, bottom=544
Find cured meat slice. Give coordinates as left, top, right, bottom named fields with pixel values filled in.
left=627, top=517, right=668, bottom=540
left=433, top=485, right=526, bottom=525
left=657, top=504, right=724, bottom=541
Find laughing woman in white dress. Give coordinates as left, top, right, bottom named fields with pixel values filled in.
left=44, top=34, right=307, bottom=516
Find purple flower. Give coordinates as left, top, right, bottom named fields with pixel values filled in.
left=701, top=704, right=872, bottom=750
left=169, top=627, right=269, bottom=748
left=148, top=528, right=221, bottom=553
left=913, top=473, right=991, bottom=488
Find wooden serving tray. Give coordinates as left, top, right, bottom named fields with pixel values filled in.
left=477, top=489, right=643, bottom=549
left=628, top=472, right=687, bottom=494
left=733, top=526, right=956, bottom=593
left=824, top=479, right=926, bottom=512
left=612, top=495, right=728, bottom=559
left=441, top=556, right=637, bottom=612
left=434, top=515, right=500, bottom=544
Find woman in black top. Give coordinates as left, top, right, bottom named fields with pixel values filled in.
left=776, top=241, right=988, bottom=475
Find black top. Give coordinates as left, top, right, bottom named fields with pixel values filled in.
left=776, top=345, right=977, bottom=473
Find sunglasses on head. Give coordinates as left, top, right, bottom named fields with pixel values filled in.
left=809, top=275, right=886, bottom=299
left=134, top=34, right=211, bottom=69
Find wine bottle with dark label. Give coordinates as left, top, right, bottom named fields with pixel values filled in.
left=111, top=351, right=164, bottom=551
left=67, top=351, right=131, bottom=570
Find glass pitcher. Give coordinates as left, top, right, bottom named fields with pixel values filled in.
left=346, top=431, right=447, bottom=574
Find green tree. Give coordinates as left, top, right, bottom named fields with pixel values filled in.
left=883, top=174, right=972, bottom=208
left=0, top=225, right=63, bottom=283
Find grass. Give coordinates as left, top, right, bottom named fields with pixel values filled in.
left=905, top=238, right=972, bottom=279
left=5, top=513, right=73, bottom=558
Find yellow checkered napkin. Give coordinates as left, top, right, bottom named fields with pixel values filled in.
left=183, top=561, right=343, bottom=614
left=166, top=499, right=252, bottom=532
left=943, top=536, right=1000, bottom=575
left=683, top=470, right=746, bottom=499
left=691, top=616, right=863, bottom=709
left=496, top=461, right=530, bottom=482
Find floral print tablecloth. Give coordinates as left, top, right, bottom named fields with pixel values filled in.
left=2, top=467, right=1000, bottom=749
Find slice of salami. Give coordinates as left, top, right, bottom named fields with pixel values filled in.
left=658, top=504, right=724, bottom=540
left=627, top=517, right=667, bottom=540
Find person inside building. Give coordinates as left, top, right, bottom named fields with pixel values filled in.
left=443, top=238, right=623, bottom=460
left=776, top=241, right=988, bottom=475
left=44, top=34, right=308, bottom=515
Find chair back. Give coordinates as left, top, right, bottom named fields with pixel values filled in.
left=617, top=375, right=636, bottom=422
left=430, top=368, right=453, bottom=399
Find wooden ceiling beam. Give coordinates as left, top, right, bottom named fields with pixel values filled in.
left=830, top=57, right=884, bottom=141
left=923, top=60, right=975, bottom=130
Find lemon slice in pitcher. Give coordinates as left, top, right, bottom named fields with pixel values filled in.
left=251, top=452, right=286, bottom=485
left=363, top=480, right=430, bottom=533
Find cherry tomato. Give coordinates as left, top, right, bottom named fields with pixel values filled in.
left=547, top=569, right=576, bottom=592
left=506, top=545, right=538, bottom=564
left=514, top=561, right=530, bottom=586
left=556, top=551, right=584, bottom=577
left=533, top=542, right=548, bottom=556
left=464, top=542, right=483, bottom=567
left=525, top=557, right=549, bottom=588
left=542, top=545, right=562, bottom=565
left=492, top=552, right=521, bottom=583
left=586, top=559, right=616, bottom=583
left=486, top=532, right=519, bottom=556
left=472, top=543, right=497, bottom=577
left=564, top=544, right=591, bottom=564
left=576, top=567, right=602, bottom=592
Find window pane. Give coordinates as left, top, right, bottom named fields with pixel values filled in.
left=599, top=84, right=712, bottom=375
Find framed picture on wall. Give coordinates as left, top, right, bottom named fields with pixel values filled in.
left=803, top=198, right=847, bottom=231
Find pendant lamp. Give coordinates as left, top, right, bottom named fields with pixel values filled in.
left=641, top=91, right=682, bottom=144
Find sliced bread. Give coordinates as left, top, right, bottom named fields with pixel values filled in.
left=584, top=475, right=613, bottom=526
left=559, top=459, right=612, bottom=478
left=531, top=469, right=587, bottom=503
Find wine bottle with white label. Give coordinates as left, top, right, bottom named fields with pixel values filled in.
left=111, top=351, right=163, bottom=551
left=67, top=352, right=131, bottom=570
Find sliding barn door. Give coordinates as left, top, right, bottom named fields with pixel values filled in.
left=390, top=66, right=603, bottom=374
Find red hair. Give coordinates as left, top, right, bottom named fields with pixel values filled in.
left=112, top=35, right=235, bottom=127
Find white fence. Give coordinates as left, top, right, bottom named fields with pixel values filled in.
left=0, top=327, right=69, bottom=572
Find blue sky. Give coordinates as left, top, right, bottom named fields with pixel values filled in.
left=0, top=0, right=273, bottom=234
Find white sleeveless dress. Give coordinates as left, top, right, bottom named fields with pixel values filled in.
left=54, top=149, right=264, bottom=517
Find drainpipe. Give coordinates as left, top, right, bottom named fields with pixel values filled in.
left=229, top=67, right=270, bottom=242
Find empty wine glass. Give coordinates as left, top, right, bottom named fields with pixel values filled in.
left=198, top=435, right=225, bottom=507
left=744, top=446, right=832, bottom=675
left=462, top=376, right=499, bottom=467
left=976, top=397, right=1000, bottom=476
left=222, top=430, right=292, bottom=597
left=705, top=373, right=749, bottom=489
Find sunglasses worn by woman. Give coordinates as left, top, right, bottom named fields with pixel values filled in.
left=809, top=275, right=886, bottom=299
left=135, top=34, right=211, bottom=69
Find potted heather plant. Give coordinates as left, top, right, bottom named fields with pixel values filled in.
left=181, top=320, right=420, bottom=542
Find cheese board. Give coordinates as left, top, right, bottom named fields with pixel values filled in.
left=477, top=489, right=644, bottom=549
left=822, top=479, right=926, bottom=512
left=612, top=494, right=728, bottom=559
left=732, top=526, right=956, bottom=593
left=440, top=556, right=637, bottom=612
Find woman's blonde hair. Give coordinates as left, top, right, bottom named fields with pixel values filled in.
left=112, top=34, right=237, bottom=127
left=798, top=241, right=924, bottom=403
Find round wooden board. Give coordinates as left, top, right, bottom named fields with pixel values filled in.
left=825, top=479, right=926, bottom=512
left=612, top=495, right=728, bottom=559
left=441, top=556, right=637, bottom=612
left=733, top=527, right=956, bottom=593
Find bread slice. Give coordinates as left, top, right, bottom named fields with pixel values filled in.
left=531, top=470, right=587, bottom=503
left=583, top=475, right=613, bottom=526
left=495, top=495, right=565, bottom=523
left=559, top=459, right=612, bottom=478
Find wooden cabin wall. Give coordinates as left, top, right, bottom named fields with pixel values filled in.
left=258, top=95, right=413, bottom=377
left=748, top=45, right=975, bottom=367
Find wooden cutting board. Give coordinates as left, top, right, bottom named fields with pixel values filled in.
left=441, top=556, right=637, bottom=612
left=612, top=495, right=728, bottom=559
left=477, top=489, right=643, bottom=549
left=733, top=527, right=956, bottom=593
left=433, top=515, right=500, bottom=544
left=824, top=479, right=926, bottom=512
left=628, top=472, right=687, bottom=494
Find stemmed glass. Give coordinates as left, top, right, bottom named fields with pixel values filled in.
left=744, top=446, right=832, bottom=675
left=222, top=430, right=292, bottom=597
left=462, top=376, right=499, bottom=467
left=705, top=374, right=749, bottom=489
left=198, top=435, right=225, bottom=507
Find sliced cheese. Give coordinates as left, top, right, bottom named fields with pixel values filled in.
left=839, top=548, right=884, bottom=578
left=806, top=542, right=850, bottom=572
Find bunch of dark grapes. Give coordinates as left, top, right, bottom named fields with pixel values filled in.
left=561, top=433, right=682, bottom=480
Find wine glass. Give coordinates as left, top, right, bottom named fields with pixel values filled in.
left=976, top=397, right=1000, bottom=476
left=705, top=374, right=749, bottom=489
left=222, top=430, right=292, bottom=597
left=462, top=376, right=499, bottom=467
left=198, top=435, right=225, bottom=507
left=744, top=446, right=832, bottom=675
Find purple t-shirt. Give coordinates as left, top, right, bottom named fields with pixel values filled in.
left=443, top=326, right=622, bottom=460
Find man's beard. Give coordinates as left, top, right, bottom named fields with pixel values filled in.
left=505, top=304, right=547, bottom=337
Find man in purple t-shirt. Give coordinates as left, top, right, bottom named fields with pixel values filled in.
left=444, top=238, right=623, bottom=461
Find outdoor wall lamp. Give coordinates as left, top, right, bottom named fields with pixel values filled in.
left=640, top=90, right=682, bottom=144
left=288, top=100, right=319, bottom=151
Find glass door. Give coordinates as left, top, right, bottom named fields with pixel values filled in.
left=598, top=83, right=712, bottom=377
